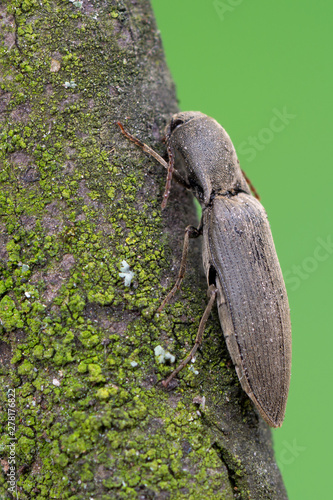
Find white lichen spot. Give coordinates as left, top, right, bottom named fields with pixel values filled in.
left=154, top=345, right=164, bottom=359
left=69, top=0, right=83, bottom=8
left=164, top=351, right=176, bottom=364
left=154, top=345, right=175, bottom=364
left=63, top=80, right=77, bottom=89
left=130, top=361, right=138, bottom=367
left=24, top=291, right=31, bottom=298
left=119, top=260, right=135, bottom=286
left=189, top=365, right=199, bottom=375
left=52, top=378, right=61, bottom=386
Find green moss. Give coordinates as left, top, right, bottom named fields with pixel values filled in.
left=77, top=361, right=88, bottom=373
left=17, top=359, right=34, bottom=376
left=96, top=387, right=112, bottom=400
left=32, top=344, right=44, bottom=359
left=43, top=347, right=54, bottom=359
left=17, top=435, right=35, bottom=461
left=55, top=453, right=69, bottom=468
left=11, top=348, right=22, bottom=364
left=0, top=295, right=23, bottom=330
left=79, top=330, right=99, bottom=349
left=88, top=363, right=105, bottom=383
left=19, top=383, right=35, bottom=397
left=53, top=349, right=74, bottom=366
left=63, top=330, right=75, bottom=344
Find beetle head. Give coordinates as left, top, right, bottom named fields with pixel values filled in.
left=165, top=111, right=207, bottom=140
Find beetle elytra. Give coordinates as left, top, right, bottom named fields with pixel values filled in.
left=118, top=112, right=292, bottom=428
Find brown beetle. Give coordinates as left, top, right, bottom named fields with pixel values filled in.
left=118, top=112, right=292, bottom=427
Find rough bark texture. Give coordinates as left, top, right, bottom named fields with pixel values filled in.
left=0, top=1, right=288, bottom=499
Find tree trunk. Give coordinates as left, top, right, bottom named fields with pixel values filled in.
left=0, top=1, right=288, bottom=498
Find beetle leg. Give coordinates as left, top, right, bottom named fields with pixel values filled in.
left=158, top=224, right=202, bottom=313
left=162, top=284, right=218, bottom=388
left=117, top=122, right=190, bottom=206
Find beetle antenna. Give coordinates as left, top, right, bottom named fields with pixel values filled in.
left=241, top=169, right=260, bottom=200
left=161, top=145, right=175, bottom=209
left=117, top=122, right=189, bottom=208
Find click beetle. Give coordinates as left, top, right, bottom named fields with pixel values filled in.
left=118, top=112, right=292, bottom=427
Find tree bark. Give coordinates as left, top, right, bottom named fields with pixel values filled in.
left=0, top=1, right=288, bottom=498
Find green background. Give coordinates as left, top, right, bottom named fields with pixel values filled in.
left=151, top=1, right=333, bottom=498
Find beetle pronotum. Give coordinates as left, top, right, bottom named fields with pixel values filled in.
left=118, top=112, right=292, bottom=428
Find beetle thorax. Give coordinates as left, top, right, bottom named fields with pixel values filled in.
left=167, top=114, right=249, bottom=205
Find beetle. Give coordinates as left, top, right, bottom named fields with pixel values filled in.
left=117, top=112, right=292, bottom=428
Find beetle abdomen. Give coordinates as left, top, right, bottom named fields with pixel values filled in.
left=204, top=193, right=291, bottom=427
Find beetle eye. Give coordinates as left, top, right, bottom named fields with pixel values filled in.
left=170, top=118, right=184, bottom=133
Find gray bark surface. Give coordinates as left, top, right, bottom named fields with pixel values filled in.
left=0, top=0, right=288, bottom=498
